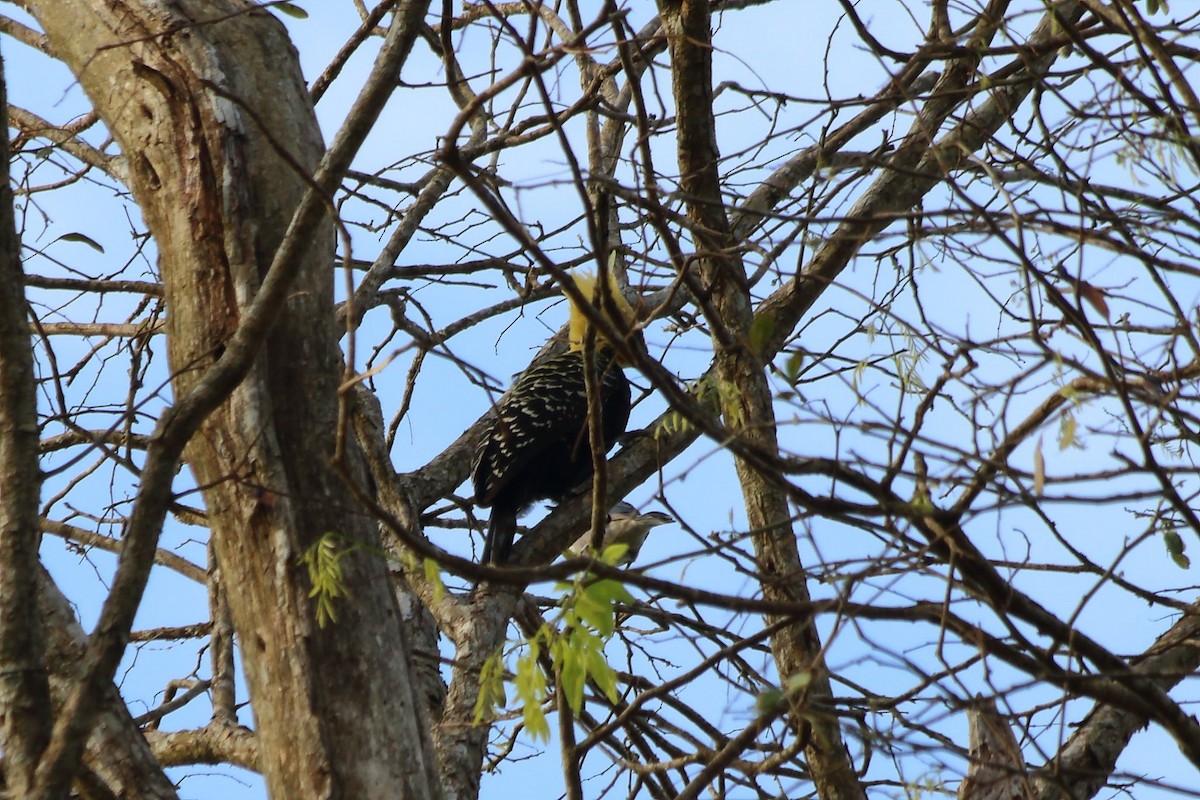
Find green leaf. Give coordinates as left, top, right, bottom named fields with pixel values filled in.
left=471, top=649, right=507, bottom=724
left=583, top=646, right=619, bottom=704
left=785, top=671, right=812, bottom=692
left=782, top=351, right=803, bottom=384
left=541, top=566, right=639, bottom=724
left=575, top=587, right=615, bottom=637
left=599, top=542, right=631, bottom=565
left=756, top=687, right=785, bottom=714
left=56, top=232, right=104, bottom=253
left=525, top=707, right=550, bottom=741
left=1164, top=524, right=1189, bottom=569
left=757, top=672, right=813, bottom=715
left=274, top=2, right=309, bottom=19
left=423, top=557, right=445, bottom=603
left=749, top=312, right=774, bottom=356
left=713, top=377, right=746, bottom=429
left=515, top=643, right=550, bottom=741
left=576, top=578, right=634, bottom=636
left=1057, top=409, right=1077, bottom=451
left=559, top=646, right=586, bottom=713
left=584, top=577, right=635, bottom=606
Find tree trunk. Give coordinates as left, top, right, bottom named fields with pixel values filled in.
left=38, top=569, right=180, bottom=799
left=25, top=1, right=441, bottom=796
left=0, top=45, right=53, bottom=798
left=655, top=2, right=866, bottom=798
left=958, top=698, right=1034, bottom=800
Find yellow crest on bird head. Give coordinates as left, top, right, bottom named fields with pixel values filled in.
left=566, top=268, right=636, bottom=351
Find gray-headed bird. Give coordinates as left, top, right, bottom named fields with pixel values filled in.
left=569, top=502, right=674, bottom=566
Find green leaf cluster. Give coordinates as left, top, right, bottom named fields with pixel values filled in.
left=300, top=533, right=349, bottom=628
left=554, top=575, right=633, bottom=714
left=654, top=407, right=693, bottom=440
left=654, top=374, right=724, bottom=441
left=515, top=638, right=551, bottom=740
left=473, top=565, right=635, bottom=742
left=473, top=650, right=509, bottom=725
left=893, top=335, right=928, bottom=394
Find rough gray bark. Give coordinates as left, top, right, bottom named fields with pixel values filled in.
left=23, top=1, right=442, bottom=797
left=0, top=44, right=53, bottom=798
left=37, top=568, right=180, bottom=799
left=959, top=698, right=1034, bottom=800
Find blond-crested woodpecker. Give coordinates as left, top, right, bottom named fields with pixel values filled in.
left=568, top=502, right=674, bottom=566
left=472, top=272, right=635, bottom=564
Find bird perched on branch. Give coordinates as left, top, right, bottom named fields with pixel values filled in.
left=472, top=271, right=635, bottom=564
left=568, top=502, right=674, bottom=567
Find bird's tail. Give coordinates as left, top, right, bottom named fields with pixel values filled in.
left=482, top=506, right=518, bottom=564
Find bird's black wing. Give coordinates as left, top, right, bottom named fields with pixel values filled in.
left=473, top=350, right=630, bottom=564
left=471, top=351, right=591, bottom=509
